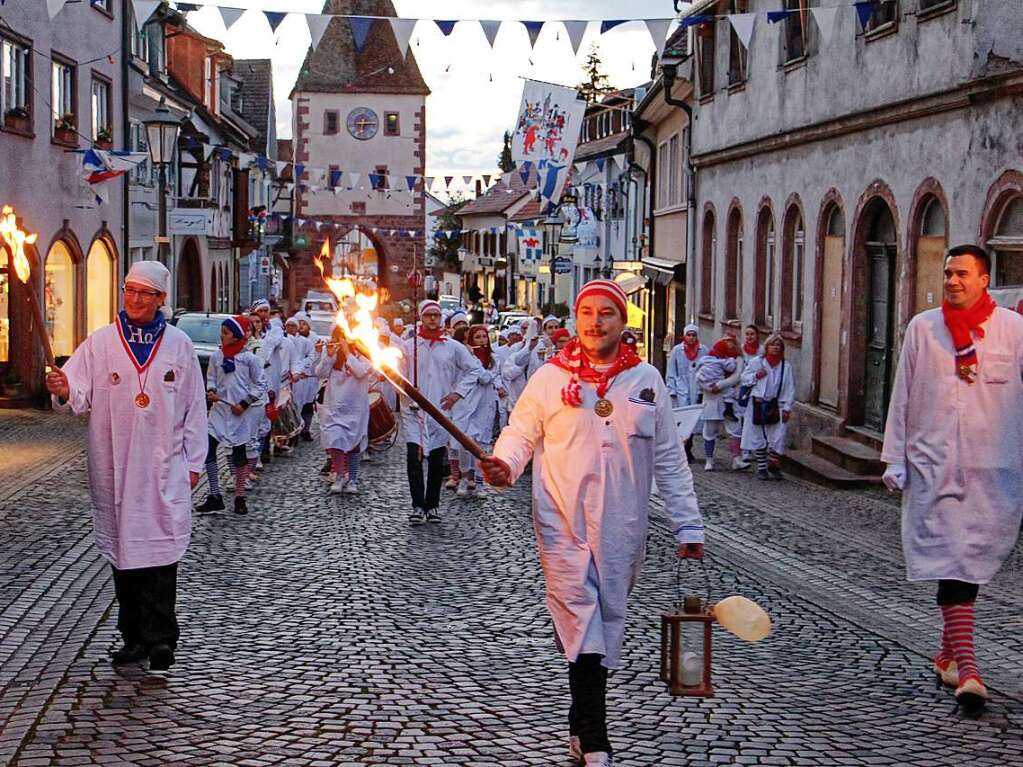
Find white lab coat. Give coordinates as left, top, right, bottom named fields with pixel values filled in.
left=314, top=349, right=373, bottom=453
left=666, top=343, right=707, bottom=407
left=399, top=334, right=482, bottom=452
left=697, top=356, right=742, bottom=421
left=263, top=320, right=293, bottom=397
left=52, top=324, right=207, bottom=570
left=501, top=341, right=531, bottom=406
left=290, top=332, right=320, bottom=409
left=493, top=362, right=704, bottom=669
left=450, top=357, right=504, bottom=446
left=882, top=307, right=1023, bottom=583
left=740, top=356, right=796, bottom=453
left=206, top=349, right=266, bottom=447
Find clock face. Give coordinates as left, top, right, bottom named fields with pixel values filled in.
left=347, top=107, right=379, bottom=140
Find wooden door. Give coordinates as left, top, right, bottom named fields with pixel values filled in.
left=914, top=235, right=946, bottom=313
left=817, top=235, right=844, bottom=408
left=863, top=244, right=895, bottom=432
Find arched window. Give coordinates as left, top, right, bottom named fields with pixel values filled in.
left=914, top=194, right=947, bottom=312
left=816, top=202, right=846, bottom=409
left=724, top=206, right=742, bottom=320
left=700, top=209, right=716, bottom=316
left=754, top=206, right=776, bottom=327
left=45, top=240, right=77, bottom=358
left=86, top=239, right=114, bottom=335
left=988, top=195, right=1023, bottom=287
left=781, top=205, right=805, bottom=330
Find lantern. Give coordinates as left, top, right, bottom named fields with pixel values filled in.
left=660, top=593, right=714, bottom=697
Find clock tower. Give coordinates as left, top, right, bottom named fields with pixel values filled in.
left=288, top=0, right=430, bottom=305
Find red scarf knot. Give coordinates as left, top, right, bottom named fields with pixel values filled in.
left=417, top=325, right=446, bottom=345
left=683, top=339, right=700, bottom=361
left=743, top=341, right=760, bottom=356
left=549, top=337, right=642, bottom=405
left=942, top=291, right=996, bottom=383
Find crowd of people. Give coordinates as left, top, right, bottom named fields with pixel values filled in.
left=41, top=245, right=1018, bottom=765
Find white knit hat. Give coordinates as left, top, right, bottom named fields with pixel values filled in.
left=124, top=260, right=170, bottom=294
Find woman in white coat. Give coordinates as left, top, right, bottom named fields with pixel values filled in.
left=314, top=330, right=373, bottom=495
left=695, top=337, right=742, bottom=471
left=480, top=280, right=705, bottom=765
left=740, top=335, right=795, bottom=480
left=450, top=324, right=504, bottom=497
left=666, top=324, right=707, bottom=462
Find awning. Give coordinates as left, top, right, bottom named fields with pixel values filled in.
left=614, top=272, right=647, bottom=295
left=642, top=257, right=685, bottom=286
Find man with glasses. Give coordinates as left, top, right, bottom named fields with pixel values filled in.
left=45, top=261, right=207, bottom=672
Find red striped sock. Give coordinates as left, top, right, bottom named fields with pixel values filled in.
left=941, top=602, right=979, bottom=684
left=234, top=464, right=249, bottom=498
left=450, top=461, right=462, bottom=481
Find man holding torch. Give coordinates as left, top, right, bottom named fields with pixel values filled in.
left=479, top=279, right=705, bottom=766
left=45, top=261, right=208, bottom=672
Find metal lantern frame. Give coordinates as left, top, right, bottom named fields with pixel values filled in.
left=660, top=559, right=715, bottom=697
left=143, top=97, right=180, bottom=166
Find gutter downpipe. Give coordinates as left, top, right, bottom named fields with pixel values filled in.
left=630, top=116, right=656, bottom=356
left=121, top=0, right=132, bottom=278
left=661, top=63, right=696, bottom=325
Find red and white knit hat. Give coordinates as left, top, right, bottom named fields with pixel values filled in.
left=419, top=299, right=441, bottom=315
left=574, top=279, right=628, bottom=320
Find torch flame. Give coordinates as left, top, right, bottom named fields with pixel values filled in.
left=0, top=206, right=38, bottom=284
left=314, top=240, right=402, bottom=372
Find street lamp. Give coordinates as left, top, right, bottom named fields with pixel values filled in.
left=543, top=210, right=563, bottom=311
left=143, top=97, right=181, bottom=266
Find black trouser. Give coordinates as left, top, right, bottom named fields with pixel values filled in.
left=111, top=562, right=179, bottom=650
left=301, top=402, right=315, bottom=433
left=207, top=434, right=246, bottom=468
left=406, top=443, right=446, bottom=511
left=568, top=653, right=612, bottom=755
left=936, top=579, right=980, bottom=605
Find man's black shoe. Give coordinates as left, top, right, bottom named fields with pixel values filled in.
left=148, top=643, right=175, bottom=671
left=300, top=430, right=313, bottom=442
left=319, top=457, right=332, bottom=475
left=112, top=643, right=147, bottom=665
left=195, top=494, right=225, bottom=513
left=233, top=497, right=249, bottom=515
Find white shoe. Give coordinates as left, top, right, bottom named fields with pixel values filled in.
left=329, top=480, right=345, bottom=495
left=466, top=480, right=478, bottom=497
left=704, top=458, right=715, bottom=471
left=569, top=735, right=582, bottom=762
left=362, top=451, right=374, bottom=462
left=409, top=507, right=427, bottom=525
left=343, top=480, right=359, bottom=494
left=456, top=478, right=469, bottom=497
left=244, top=479, right=254, bottom=491
left=323, top=471, right=336, bottom=484
left=731, top=457, right=750, bottom=471
left=255, top=460, right=264, bottom=471
left=445, top=476, right=458, bottom=490
left=583, top=753, right=612, bottom=766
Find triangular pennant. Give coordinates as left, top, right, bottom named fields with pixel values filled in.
left=351, top=17, right=375, bottom=52
left=574, top=162, right=587, bottom=175
left=294, top=163, right=305, bottom=179
left=522, top=21, right=544, bottom=50
left=811, top=6, right=839, bottom=46
left=462, top=175, right=472, bottom=186
left=613, top=154, right=626, bottom=172
left=444, top=176, right=455, bottom=188
left=519, top=162, right=531, bottom=185
left=264, top=11, right=287, bottom=34
left=435, top=20, right=457, bottom=37
left=767, top=9, right=796, bottom=23
left=389, top=18, right=416, bottom=58
left=480, top=20, right=501, bottom=48
left=595, top=158, right=606, bottom=172
left=482, top=174, right=492, bottom=187
left=644, top=19, right=672, bottom=62
left=329, top=170, right=343, bottom=188
left=47, top=0, right=67, bottom=19
left=425, top=176, right=435, bottom=190
left=406, top=176, right=417, bottom=191
left=855, top=1, right=878, bottom=30
left=729, top=13, right=756, bottom=49
left=563, top=20, right=588, bottom=56
left=307, top=14, right=331, bottom=51
left=599, top=20, right=627, bottom=35
left=348, top=172, right=361, bottom=188
left=219, top=6, right=245, bottom=31
left=132, top=0, right=161, bottom=28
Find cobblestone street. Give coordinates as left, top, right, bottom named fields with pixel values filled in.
left=3, top=409, right=1023, bottom=766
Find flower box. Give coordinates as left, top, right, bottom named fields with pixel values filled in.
left=3, top=110, right=30, bottom=133
left=54, top=125, right=78, bottom=145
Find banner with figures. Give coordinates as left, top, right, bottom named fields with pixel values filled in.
left=517, top=226, right=544, bottom=262
left=511, top=80, right=587, bottom=210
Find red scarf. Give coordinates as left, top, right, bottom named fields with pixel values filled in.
left=743, top=341, right=759, bottom=356
left=764, top=350, right=784, bottom=367
left=710, top=339, right=739, bottom=359
left=417, top=325, right=445, bottom=345
left=942, top=291, right=996, bottom=382
left=468, top=324, right=493, bottom=368
left=549, top=337, right=642, bottom=406
left=683, top=339, right=700, bottom=361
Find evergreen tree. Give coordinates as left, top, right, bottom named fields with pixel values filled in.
left=577, top=43, right=614, bottom=104
left=497, top=131, right=515, bottom=173
left=430, top=193, right=468, bottom=270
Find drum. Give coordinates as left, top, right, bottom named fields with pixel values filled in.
left=271, top=388, right=303, bottom=445
left=367, top=390, right=397, bottom=449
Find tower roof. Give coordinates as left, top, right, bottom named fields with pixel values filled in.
left=292, top=0, right=430, bottom=96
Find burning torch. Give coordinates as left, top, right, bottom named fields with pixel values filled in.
left=315, top=242, right=485, bottom=460
left=0, top=206, right=54, bottom=370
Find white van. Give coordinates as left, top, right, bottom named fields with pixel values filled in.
left=302, top=290, right=338, bottom=314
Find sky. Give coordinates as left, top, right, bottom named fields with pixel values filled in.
left=186, top=1, right=678, bottom=186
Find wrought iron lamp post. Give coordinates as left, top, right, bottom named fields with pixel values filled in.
left=143, top=97, right=182, bottom=266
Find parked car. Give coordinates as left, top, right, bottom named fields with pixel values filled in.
left=302, top=290, right=338, bottom=314
left=438, top=294, right=462, bottom=313
left=172, top=312, right=233, bottom=377
left=498, top=311, right=531, bottom=331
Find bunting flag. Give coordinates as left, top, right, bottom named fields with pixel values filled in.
left=176, top=2, right=199, bottom=11
left=517, top=226, right=543, bottom=261
left=351, top=16, right=375, bottom=51
left=681, top=15, right=714, bottom=29
left=47, top=0, right=67, bottom=19
left=307, top=14, right=331, bottom=51
left=563, top=20, right=588, bottom=56
left=275, top=160, right=288, bottom=175
left=219, top=6, right=245, bottom=30
left=348, top=172, right=361, bottom=188
left=519, top=161, right=532, bottom=185
left=730, top=13, right=756, bottom=49
left=329, top=169, right=343, bottom=188
left=599, top=20, right=627, bottom=35
left=645, top=19, right=672, bottom=62
left=389, top=18, right=416, bottom=58
left=812, top=6, right=839, bottom=45
left=435, top=20, right=457, bottom=36
left=264, top=11, right=287, bottom=33
left=522, top=21, right=545, bottom=50
left=595, top=158, right=605, bottom=172
left=480, top=20, right=501, bottom=48
left=425, top=176, right=435, bottom=190
left=444, top=175, right=454, bottom=188
left=294, top=163, right=305, bottom=179
left=132, top=0, right=162, bottom=28
left=767, top=9, right=797, bottom=23
left=855, top=0, right=878, bottom=29
left=482, top=174, right=492, bottom=187
left=462, top=175, right=472, bottom=185
left=406, top=176, right=417, bottom=191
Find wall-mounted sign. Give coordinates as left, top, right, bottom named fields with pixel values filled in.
left=169, top=209, right=211, bottom=236
left=552, top=256, right=573, bottom=274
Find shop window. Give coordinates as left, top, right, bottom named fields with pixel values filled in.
left=86, top=239, right=113, bottom=334
left=45, top=241, right=77, bottom=358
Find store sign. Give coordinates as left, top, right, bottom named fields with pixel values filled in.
left=552, top=256, right=573, bottom=274
left=168, top=209, right=211, bottom=235
left=259, top=255, right=271, bottom=275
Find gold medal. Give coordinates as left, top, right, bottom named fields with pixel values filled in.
left=135, top=392, right=150, bottom=408
left=594, top=398, right=614, bottom=417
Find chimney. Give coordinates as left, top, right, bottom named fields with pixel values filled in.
left=475, top=179, right=482, bottom=198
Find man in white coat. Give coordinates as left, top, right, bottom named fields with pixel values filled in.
left=882, top=244, right=1023, bottom=711
left=480, top=279, right=705, bottom=766
left=290, top=312, right=320, bottom=441
left=666, top=324, right=707, bottom=462
left=45, top=261, right=207, bottom=672
left=401, top=299, right=483, bottom=525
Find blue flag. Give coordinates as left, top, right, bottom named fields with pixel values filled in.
left=351, top=17, right=374, bottom=51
